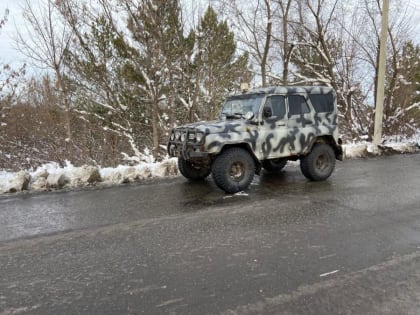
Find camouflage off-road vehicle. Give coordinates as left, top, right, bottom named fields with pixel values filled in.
left=167, top=86, right=343, bottom=193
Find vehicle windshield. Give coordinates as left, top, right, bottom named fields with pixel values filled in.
left=220, top=94, right=264, bottom=119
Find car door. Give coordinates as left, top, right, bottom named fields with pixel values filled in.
left=257, top=94, right=291, bottom=160
left=286, top=94, right=315, bottom=154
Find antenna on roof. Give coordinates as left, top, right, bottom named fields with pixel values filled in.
left=240, top=83, right=249, bottom=93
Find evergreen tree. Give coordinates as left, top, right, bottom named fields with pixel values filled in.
left=0, top=10, right=25, bottom=139
left=124, top=0, right=192, bottom=158
left=384, top=41, right=420, bottom=136
left=59, top=8, right=140, bottom=164
left=57, top=0, right=192, bottom=160
left=194, top=6, right=250, bottom=120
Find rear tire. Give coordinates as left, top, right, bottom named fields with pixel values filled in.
left=212, top=147, right=255, bottom=194
left=262, top=158, right=287, bottom=173
left=178, top=157, right=211, bottom=180
left=300, top=143, right=335, bottom=181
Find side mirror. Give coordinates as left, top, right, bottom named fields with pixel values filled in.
left=263, top=106, right=272, bottom=118
left=244, top=111, right=254, bottom=120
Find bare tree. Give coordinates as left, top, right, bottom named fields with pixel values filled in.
left=216, top=0, right=277, bottom=87
left=16, top=0, right=74, bottom=158
left=288, top=0, right=377, bottom=139
left=354, top=0, right=417, bottom=137
left=0, top=9, right=7, bottom=29
left=275, top=0, right=293, bottom=84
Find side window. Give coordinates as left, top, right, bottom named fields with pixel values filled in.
left=271, top=95, right=286, bottom=118
left=265, top=95, right=286, bottom=119
left=309, top=93, right=334, bottom=113
left=288, top=95, right=310, bottom=116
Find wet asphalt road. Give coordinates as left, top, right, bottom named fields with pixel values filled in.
left=1, top=154, right=420, bottom=314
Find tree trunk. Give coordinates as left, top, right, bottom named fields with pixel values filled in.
left=56, top=71, right=73, bottom=161
left=261, top=0, right=272, bottom=87
left=152, top=99, right=160, bottom=159
left=281, top=0, right=292, bottom=85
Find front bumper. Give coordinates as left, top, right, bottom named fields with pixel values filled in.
left=167, top=142, right=209, bottom=159
left=167, top=128, right=209, bottom=160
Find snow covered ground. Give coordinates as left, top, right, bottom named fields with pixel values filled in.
left=0, top=137, right=419, bottom=195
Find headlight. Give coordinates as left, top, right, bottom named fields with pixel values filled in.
left=196, top=132, right=204, bottom=142
left=175, top=131, right=181, bottom=140
left=170, top=132, right=175, bottom=141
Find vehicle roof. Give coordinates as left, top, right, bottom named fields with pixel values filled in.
left=243, top=85, right=334, bottom=95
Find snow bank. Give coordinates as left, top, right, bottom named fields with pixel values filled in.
left=342, top=138, right=419, bottom=159
left=0, top=170, right=30, bottom=193
left=99, top=159, right=178, bottom=185
left=0, top=138, right=418, bottom=195
left=343, top=143, right=369, bottom=159
left=0, top=158, right=178, bottom=194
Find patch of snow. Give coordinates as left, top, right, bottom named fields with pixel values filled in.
left=342, top=138, right=419, bottom=159
left=383, top=142, right=418, bottom=154
left=0, top=157, right=178, bottom=194
left=0, top=170, right=30, bottom=193
left=343, top=143, right=368, bottom=159
left=223, top=191, right=249, bottom=198
left=366, top=143, right=381, bottom=156
left=0, top=171, right=16, bottom=193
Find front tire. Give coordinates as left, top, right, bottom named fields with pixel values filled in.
left=300, top=143, right=336, bottom=181
left=178, top=157, right=211, bottom=180
left=212, top=147, right=255, bottom=194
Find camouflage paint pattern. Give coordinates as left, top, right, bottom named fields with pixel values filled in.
left=168, top=86, right=342, bottom=164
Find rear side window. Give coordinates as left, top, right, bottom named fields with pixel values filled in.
left=309, top=93, right=334, bottom=113
left=288, top=95, right=310, bottom=116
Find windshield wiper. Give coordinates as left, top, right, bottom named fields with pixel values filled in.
left=222, top=112, right=245, bottom=119
left=228, top=112, right=245, bottom=119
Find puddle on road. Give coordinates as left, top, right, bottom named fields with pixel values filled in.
left=178, top=166, right=317, bottom=212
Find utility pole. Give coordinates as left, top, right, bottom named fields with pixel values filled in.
left=373, top=0, right=390, bottom=145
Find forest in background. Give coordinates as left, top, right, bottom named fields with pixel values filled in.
left=0, top=0, right=419, bottom=171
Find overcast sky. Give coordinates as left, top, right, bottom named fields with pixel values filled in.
left=0, top=0, right=28, bottom=66
left=1, top=0, right=420, bottom=70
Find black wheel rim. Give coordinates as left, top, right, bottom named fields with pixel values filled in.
left=229, top=161, right=245, bottom=181
left=315, top=153, right=330, bottom=172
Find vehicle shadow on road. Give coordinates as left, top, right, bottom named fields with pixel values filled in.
left=255, top=167, right=336, bottom=194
